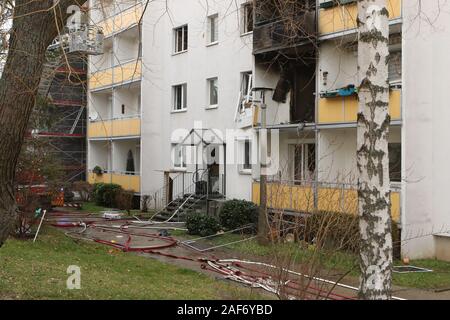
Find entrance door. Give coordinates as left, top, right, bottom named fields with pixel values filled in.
left=206, top=146, right=220, bottom=194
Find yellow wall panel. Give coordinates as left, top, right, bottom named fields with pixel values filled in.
left=88, top=118, right=140, bottom=138
left=89, top=60, right=141, bottom=90
left=88, top=172, right=140, bottom=193
left=252, top=182, right=401, bottom=223
left=319, top=0, right=402, bottom=35
left=318, top=90, right=402, bottom=124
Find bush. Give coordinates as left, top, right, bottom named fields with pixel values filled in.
left=72, top=181, right=93, bottom=202
left=92, top=183, right=123, bottom=207
left=304, top=211, right=360, bottom=253
left=115, top=189, right=134, bottom=215
left=219, top=199, right=258, bottom=231
left=186, top=213, right=221, bottom=237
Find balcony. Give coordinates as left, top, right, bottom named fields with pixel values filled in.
left=252, top=181, right=401, bottom=223
left=318, top=0, right=402, bottom=36
left=97, top=3, right=143, bottom=37
left=89, top=59, right=142, bottom=90
left=88, top=117, right=141, bottom=138
left=318, top=89, right=401, bottom=125
left=88, top=172, right=140, bottom=193
left=253, top=10, right=316, bottom=55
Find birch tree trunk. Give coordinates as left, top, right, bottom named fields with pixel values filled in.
left=357, top=0, right=393, bottom=300
left=0, top=0, right=75, bottom=246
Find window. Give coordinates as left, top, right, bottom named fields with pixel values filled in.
left=173, top=144, right=186, bottom=169
left=172, top=84, right=187, bottom=111
left=389, top=51, right=402, bottom=82
left=207, top=14, right=219, bottom=44
left=243, top=140, right=252, bottom=170
left=290, top=144, right=315, bottom=181
left=389, top=143, right=402, bottom=182
left=238, top=71, right=253, bottom=112
left=207, top=77, right=218, bottom=107
left=238, top=139, right=252, bottom=173
left=242, top=2, right=254, bottom=34
left=174, top=25, right=188, bottom=53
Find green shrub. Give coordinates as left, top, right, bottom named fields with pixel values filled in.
left=186, top=213, right=221, bottom=237
left=115, top=189, right=134, bottom=215
left=92, top=183, right=123, bottom=207
left=219, top=199, right=258, bottom=231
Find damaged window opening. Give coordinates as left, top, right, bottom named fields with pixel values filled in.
left=271, top=60, right=316, bottom=124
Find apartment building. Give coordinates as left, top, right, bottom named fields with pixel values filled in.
left=87, top=0, right=450, bottom=260
left=87, top=0, right=255, bottom=205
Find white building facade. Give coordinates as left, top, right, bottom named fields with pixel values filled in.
left=87, top=0, right=450, bottom=260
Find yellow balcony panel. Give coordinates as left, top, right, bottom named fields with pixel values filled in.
left=89, top=59, right=142, bottom=90
left=252, top=182, right=401, bottom=223
left=88, top=172, right=140, bottom=193
left=318, top=89, right=401, bottom=124
left=99, top=4, right=143, bottom=37
left=113, top=4, right=143, bottom=34
left=319, top=0, right=402, bottom=36
left=88, top=118, right=141, bottom=138
left=89, top=68, right=113, bottom=90
left=113, top=60, right=142, bottom=85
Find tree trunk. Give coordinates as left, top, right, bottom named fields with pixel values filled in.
left=0, top=0, right=75, bottom=246
left=357, top=0, right=393, bottom=299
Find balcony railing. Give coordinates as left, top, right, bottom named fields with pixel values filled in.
left=97, top=3, right=143, bottom=37
left=252, top=180, right=401, bottom=223
left=318, top=89, right=401, bottom=125
left=88, top=116, right=141, bottom=138
left=318, top=0, right=402, bottom=36
left=88, top=171, right=140, bottom=193
left=89, top=59, right=142, bottom=90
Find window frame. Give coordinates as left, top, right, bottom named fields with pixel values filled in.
left=238, top=138, right=253, bottom=174
left=172, top=83, right=187, bottom=112
left=172, top=144, right=187, bottom=169
left=207, top=14, right=219, bottom=45
left=173, top=24, right=188, bottom=54
left=241, top=2, right=254, bottom=35
left=206, top=77, right=218, bottom=108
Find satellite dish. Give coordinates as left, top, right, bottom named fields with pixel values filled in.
left=89, top=111, right=99, bottom=121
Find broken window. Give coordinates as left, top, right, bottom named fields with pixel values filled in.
left=242, top=2, right=254, bottom=34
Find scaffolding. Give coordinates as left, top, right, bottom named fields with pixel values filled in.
left=35, top=51, right=87, bottom=182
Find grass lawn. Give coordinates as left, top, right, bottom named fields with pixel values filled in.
left=175, top=231, right=450, bottom=290
left=0, top=227, right=264, bottom=300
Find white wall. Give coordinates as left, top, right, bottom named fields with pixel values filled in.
left=318, top=127, right=401, bottom=184
left=141, top=0, right=254, bottom=200
left=88, top=140, right=111, bottom=170
left=402, top=0, right=450, bottom=259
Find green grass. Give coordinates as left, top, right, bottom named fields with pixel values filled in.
left=392, top=259, right=450, bottom=289
left=0, top=228, right=265, bottom=300
left=175, top=231, right=450, bottom=290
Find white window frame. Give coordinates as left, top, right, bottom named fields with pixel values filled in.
left=172, top=83, right=187, bottom=112
left=173, top=24, right=188, bottom=54
left=241, top=2, right=254, bottom=35
left=206, top=77, right=218, bottom=108
left=238, top=138, right=252, bottom=174
left=239, top=71, right=253, bottom=112
left=207, top=14, right=219, bottom=45
left=288, top=143, right=315, bottom=182
left=172, top=144, right=187, bottom=169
